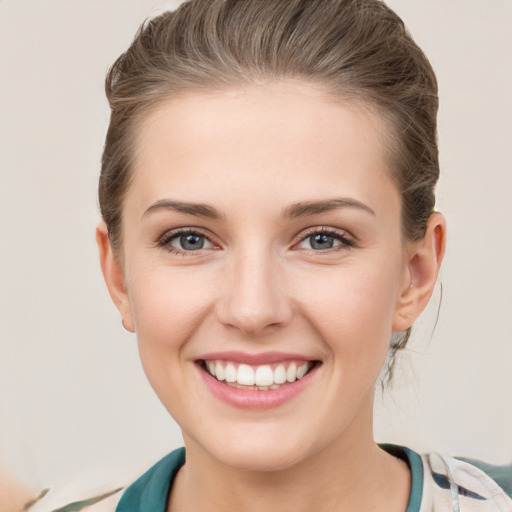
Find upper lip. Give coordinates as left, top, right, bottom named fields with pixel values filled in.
left=197, top=351, right=318, bottom=365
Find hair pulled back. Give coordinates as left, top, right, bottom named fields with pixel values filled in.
left=99, top=0, right=440, bottom=383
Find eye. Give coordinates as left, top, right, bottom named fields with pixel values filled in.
left=158, top=229, right=215, bottom=254
left=296, top=228, right=354, bottom=251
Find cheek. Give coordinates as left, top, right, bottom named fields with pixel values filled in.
left=294, top=259, right=402, bottom=363
left=127, top=266, right=214, bottom=355
left=125, top=266, right=218, bottom=416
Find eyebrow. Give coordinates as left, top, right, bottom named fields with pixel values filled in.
left=142, top=200, right=225, bottom=220
left=282, top=198, right=375, bottom=219
left=142, top=197, right=375, bottom=221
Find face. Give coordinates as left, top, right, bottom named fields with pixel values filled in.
left=102, top=82, right=427, bottom=471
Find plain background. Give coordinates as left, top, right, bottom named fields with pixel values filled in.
left=0, top=0, right=511, bottom=491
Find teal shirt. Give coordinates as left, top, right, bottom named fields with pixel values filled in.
left=116, top=449, right=185, bottom=512
left=116, top=446, right=512, bottom=512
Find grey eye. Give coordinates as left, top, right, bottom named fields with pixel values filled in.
left=173, top=233, right=208, bottom=251
left=309, top=233, right=335, bottom=250
left=296, top=230, right=352, bottom=251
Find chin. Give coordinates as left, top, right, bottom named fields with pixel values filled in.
left=191, top=426, right=321, bottom=473
left=217, top=445, right=309, bottom=473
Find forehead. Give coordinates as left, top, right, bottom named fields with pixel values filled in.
left=129, top=81, right=398, bottom=216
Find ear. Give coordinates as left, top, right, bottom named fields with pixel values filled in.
left=393, top=213, right=446, bottom=332
left=96, top=221, right=135, bottom=332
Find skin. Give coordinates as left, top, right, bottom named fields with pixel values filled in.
left=97, top=81, right=445, bottom=512
left=0, top=470, right=33, bottom=512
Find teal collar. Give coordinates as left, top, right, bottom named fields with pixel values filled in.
left=380, top=444, right=424, bottom=512
left=117, top=445, right=424, bottom=512
left=116, top=448, right=185, bottom=512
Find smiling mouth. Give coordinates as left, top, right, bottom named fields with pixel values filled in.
left=199, top=359, right=320, bottom=391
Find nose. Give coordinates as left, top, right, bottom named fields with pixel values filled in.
left=215, top=248, right=293, bottom=337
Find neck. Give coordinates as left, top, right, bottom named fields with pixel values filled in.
left=169, top=402, right=411, bottom=512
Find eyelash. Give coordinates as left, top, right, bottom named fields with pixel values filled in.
left=157, top=228, right=216, bottom=255
left=295, top=227, right=356, bottom=252
left=157, top=227, right=355, bottom=255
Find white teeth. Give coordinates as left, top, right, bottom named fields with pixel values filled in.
left=296, top=363, right=309, bottom=379
left=215, top=361, right=225, bottom=381
left=205, top=360, right=313, bottom=388
left=255, top=365, right=274, bottom=386
left=237, top=364, right=255, bottom=386
left=274, top=364, right=287, bottom=384
left=225, top=363, right=237, bottom=383
left=286, top=362, right=297, bottom=382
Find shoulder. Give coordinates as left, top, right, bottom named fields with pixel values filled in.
left=21, top=449, right=185, bottom=512
left=420, top=451, right=512, bottom=511
left=381, top=444, right=512, bottom=511
left=456, top=456, right=512, bottom=498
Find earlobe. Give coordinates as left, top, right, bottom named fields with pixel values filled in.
left=392, top=213, right=446, bottom=332
left=96, top=222, right=135, bottom=333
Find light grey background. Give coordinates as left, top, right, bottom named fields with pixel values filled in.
left=0, top=0, right=511, bottom=491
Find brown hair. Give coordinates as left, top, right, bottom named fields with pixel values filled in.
left=99, top=0, right=439, bottom=383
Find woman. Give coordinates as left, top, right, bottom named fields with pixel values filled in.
left=89, top=0, right=511, bottom=511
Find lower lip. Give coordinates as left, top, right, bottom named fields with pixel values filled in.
left=198, top=363, right=319, bottom=410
